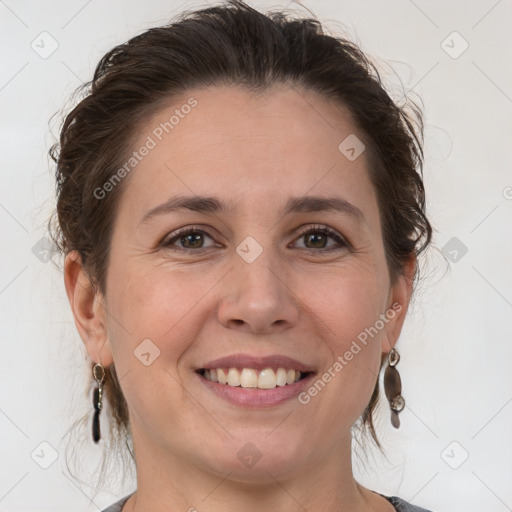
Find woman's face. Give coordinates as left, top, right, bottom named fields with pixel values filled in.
left=76, top=85, right=412, bottom=480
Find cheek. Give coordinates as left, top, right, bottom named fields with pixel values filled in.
left=297, top=261, right=388, bottom=343
left=294, top=266, right=386, bottom=404
left=103, top=262, right=218, bottom=441
left=104, top=260, right=222, bottom=366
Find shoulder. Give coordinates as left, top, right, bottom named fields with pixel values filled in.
left=101, top=493, right=434, bottom=512
left=100, top=494, right=133, bottom=512
left=385, top=495, right=436, bottom=512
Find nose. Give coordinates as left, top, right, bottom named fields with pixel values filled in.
left=217, top=255, right=300, bottom=335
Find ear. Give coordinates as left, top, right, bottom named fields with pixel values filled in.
left=64, top=251, right=114, bottom=367
left=381, top=254, right=416, bottom=355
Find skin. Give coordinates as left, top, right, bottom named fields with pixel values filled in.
left=65, top=84, right=414, bottom=512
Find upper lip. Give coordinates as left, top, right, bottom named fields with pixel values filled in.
left=198, top=354, right=317, bottom=373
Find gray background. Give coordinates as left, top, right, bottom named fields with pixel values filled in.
left=1, top=1, right=511, bottom=511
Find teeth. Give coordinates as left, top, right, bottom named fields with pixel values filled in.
left=227, top=368, right=240, bottom=387
left=240, top=368, right=258, bottom=388
left=217, top=368, right=227, bottom=385
left=276, top=368, right=287, bottom=386
left=258, top=368, right=276, bottom=389
left=203, top=367, right=304, bottom=389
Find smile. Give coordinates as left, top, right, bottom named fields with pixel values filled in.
left=196, top=354, right=317, bottom=407
left=199, top=367, right=309, bottom=389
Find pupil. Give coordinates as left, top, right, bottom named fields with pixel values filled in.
left=306, top=232, right=326, bottom=248
left=182, top=233, right=203, bottom=248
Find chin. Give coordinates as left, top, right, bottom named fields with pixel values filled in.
left=201, top=431, right=308, bottom=482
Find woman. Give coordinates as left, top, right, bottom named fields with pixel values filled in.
left=51, top=1, right=434, bottom=510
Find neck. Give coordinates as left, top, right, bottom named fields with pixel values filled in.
left=123, top=429, right=392, bottom=512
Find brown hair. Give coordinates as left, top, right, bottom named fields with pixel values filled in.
left=50, top=0, right=432, bottom=481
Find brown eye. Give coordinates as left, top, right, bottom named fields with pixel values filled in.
left=304, top=232, right=328, bottom=249
left=163, top=228, right=217, bottom=251
left=180, top=232, right=204, bottom=249
left=292, top=226, right=348, bottom=252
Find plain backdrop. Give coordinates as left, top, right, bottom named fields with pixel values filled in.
left=1, top=1, right=511, bottom=511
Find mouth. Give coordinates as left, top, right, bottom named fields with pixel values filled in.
left=196, top=367, right=313, bottom=389
left=195, top=354, right=317, bottom=407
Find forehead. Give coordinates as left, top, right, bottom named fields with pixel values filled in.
left=142, top=84, right=361, bottom=158
left=117, top=84, right=378, bottom=223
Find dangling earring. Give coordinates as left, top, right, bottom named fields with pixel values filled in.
left=92, top=363, right=105, bottom=443
left=384, top=348, right=405, bottom=428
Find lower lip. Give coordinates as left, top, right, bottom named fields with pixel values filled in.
left=197, top=372, right=316, bottom=408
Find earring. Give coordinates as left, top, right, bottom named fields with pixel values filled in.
left=384, top=348, right=405, bottom=428
left=92, top=363, right=105, bottom=443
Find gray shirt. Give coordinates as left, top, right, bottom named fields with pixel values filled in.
left=102, top=493, right=435, bottom=511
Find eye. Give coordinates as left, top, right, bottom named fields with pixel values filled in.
left=292, top=225, right=348, bottom=252
left=162, top=227, right=218, bottom=251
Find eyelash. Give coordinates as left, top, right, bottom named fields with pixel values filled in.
left=161, top=224, right=349, bottom=253
left=293, top=224, right=348, bottom=253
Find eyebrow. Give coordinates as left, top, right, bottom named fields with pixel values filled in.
left=283, top=196, right=364, bottom=222
left=139, top=196, right=227, bottom=226
left=139, top=194, right=365, bottom=226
